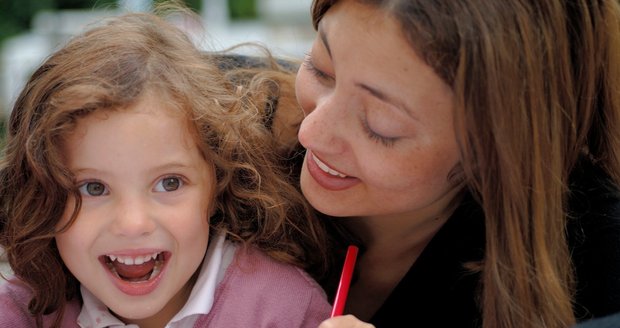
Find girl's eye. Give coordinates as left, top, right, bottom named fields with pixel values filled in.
left=361, top=117, right=398, bottom=147
left=154, top=176, right=183, bottom=192
left=78, top=182, right=108, bottom=196
left=303, top=54, right=332, bottom=81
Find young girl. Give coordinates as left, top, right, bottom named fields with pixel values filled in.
left=0, top=9, right=330, bottom=328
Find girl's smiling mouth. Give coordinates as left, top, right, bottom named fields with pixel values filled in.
left=99, top=251, right=170, bottom=296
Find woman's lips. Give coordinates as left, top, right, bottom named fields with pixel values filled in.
left=311, top=153, right=348, bottom=178
left=305, top=151, right=360, bottom=191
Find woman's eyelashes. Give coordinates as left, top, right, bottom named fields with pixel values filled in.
left=361, top=117, right=398, bottom=147
left=303, top=54, right=332, bottom=81
left=303, top=53, right=399, bottom=148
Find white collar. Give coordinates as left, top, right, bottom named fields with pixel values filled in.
left=169, top=233, right=235, bottom=324
left=77, top=234, right=235, bottom=328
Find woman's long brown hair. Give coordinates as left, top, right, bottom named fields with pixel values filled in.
left=311, top=0, right=620, bottom=327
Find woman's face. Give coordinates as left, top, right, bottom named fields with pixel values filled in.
left=296, top=0, right=461, bottom=222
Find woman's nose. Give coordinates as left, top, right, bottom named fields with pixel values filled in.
left=297, top=93, right=347, bottom=153
left=110, top=196, right=156, bottom=238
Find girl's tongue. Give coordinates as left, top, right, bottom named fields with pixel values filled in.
left=113, top=261, right=155, bottom=281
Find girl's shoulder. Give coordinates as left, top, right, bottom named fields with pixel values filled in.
left=0, top=278, right=41, bottom=326
left=231, top=246, right=326, bottom=291
left=198, top=246, right=331, bottom=328
left=0, top=277, right=81, bottom=327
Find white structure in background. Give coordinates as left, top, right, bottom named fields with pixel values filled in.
left=201, top=0, right=313, bottom=54
left=0, top=0, right=313, bottom=116
left=119, top=0, right=152, bottom=12
left=0, top=9, right=117, bottom=116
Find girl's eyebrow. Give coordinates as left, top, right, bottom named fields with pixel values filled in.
left=152, top=162, right=193, bottom=171
left=71, top=162, right=194, bottom=176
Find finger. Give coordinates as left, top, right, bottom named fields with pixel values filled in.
left=318, top=315, right=376, bottom=328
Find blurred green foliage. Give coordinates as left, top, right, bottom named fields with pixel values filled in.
left=229, top=0, right=256, bottom=19
left=0, top=0, right=114, bottom=44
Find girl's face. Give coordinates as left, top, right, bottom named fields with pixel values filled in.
left=296, top=0, right=461, bottom=223
left=55, top=96, right=214, bottom=326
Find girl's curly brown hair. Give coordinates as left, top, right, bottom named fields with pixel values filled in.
left=0, top=6, right=328, bottom=327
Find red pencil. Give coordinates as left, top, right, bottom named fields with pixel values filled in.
left=330, top=245, right=359, bottom=317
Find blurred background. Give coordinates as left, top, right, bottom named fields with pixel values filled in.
left=0, top=0, right=314, bottom=280
left=0, top=0, right=315, bottom=120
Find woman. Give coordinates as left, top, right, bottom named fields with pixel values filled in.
left=285, top=0, right=620, bottom=327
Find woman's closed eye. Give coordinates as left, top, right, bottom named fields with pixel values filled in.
left=154, top=176, right=184, bottom=192
left=303, top=54, right=332, bottom=81
left=78, top=181, right=108, bottom=196
left=361, top=116, right=398, bottom=147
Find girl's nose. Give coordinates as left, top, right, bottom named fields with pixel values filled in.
left=110, top=196, right=156, bottom=238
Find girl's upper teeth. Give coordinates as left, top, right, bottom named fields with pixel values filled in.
left=107, top=252, right=159, bottom=265
left=313, top=154, right=347, bottom=178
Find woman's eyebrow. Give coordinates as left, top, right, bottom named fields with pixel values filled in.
left=318, top=24, right=333, bottom=58
left=317, top=20, right=416, bottom=121
left=356, top=82, right=418, bottom=121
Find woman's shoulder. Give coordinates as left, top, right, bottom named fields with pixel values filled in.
left=567, top=159, right=620, bottom=319
left=568, top=159, right=620, bottom=223
left=574, top=312, right=620, bottom=328
left=212, top=53, right=299, bottom=72
left=567, top=158, right=620, bottom=244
